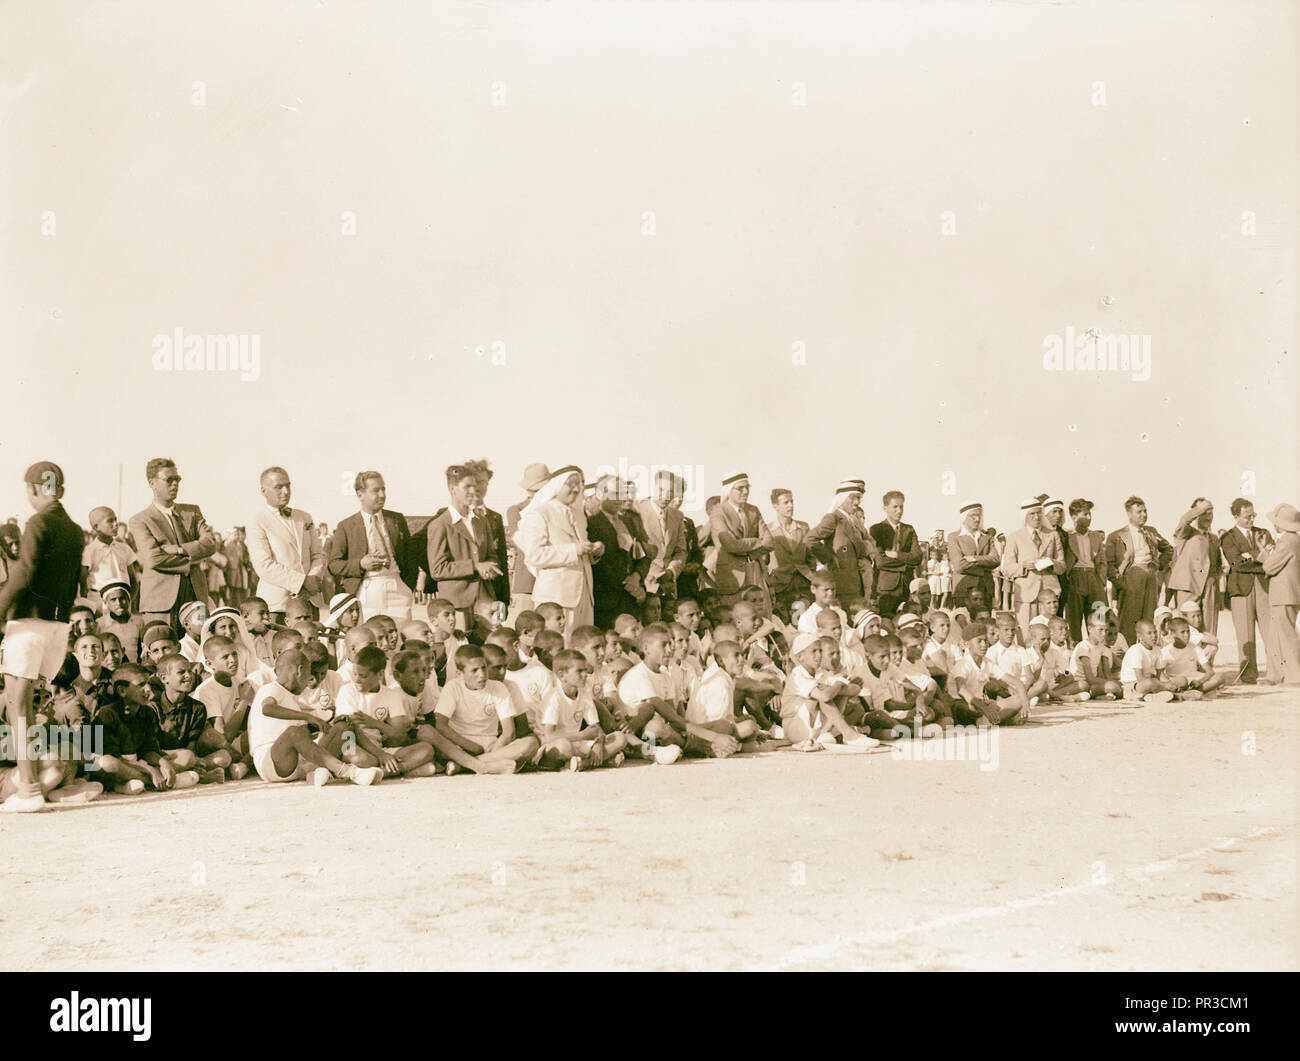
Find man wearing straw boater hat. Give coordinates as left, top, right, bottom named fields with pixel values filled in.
left=505, top=462, right=550, bottom=617
left=1001, top=498, right=1064, bottom=642
left=709, top=472, right=773, bottom=606
left=1261, top=502, right=1300, bottom=684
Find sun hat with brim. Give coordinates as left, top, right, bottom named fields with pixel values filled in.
left=1267, top=503, right=1300, bottom=533
left=519, top=463, right=551, bottom=493
left=324, top=593, right=360, bottom=628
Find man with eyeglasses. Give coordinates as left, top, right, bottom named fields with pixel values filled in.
left=128, top=457, right=219, bottom=637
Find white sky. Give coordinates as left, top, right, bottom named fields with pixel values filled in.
left=2, top=0, right=1296, bottom=538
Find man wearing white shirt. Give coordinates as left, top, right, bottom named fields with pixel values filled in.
left=246, top=467, right=328, bottom=624
left=326, top=472, right=416, bottom=622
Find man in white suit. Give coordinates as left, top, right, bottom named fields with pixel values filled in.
left=1000, top=498, right=1064, bottom=641
left=514, top=464, right=602, bottom=636
left=247, top=466, right=327, bottom=622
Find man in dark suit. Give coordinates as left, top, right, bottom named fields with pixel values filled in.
left=868, top=490, right=923, bottom=617
left=426, top=464, right=504, bottom=631
left=0, top=461, right=86, bottom=811
left=809, top=480, right=877, bottom=609
left=948, top=501, right=1000, bottom=609
left=1102, top=495, right=1174, bottom=643
left=588, top=476, right=651, bottom=627
left=327, top=471, right=416, bottom=620
left=465, top=459, right=510, bottom=610
left=128, top=457, right=217, bottom=635
left=1220, top=497, right=1275, bottom=683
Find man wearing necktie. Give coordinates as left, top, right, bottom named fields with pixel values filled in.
left=128, top=458, right=218, bottom=636
left=326, top=471, right=415, bottom=622
left=427, top=464, right=503, bottom=632
left=246, top=466, right=328, bottom=624
left=1001, top=498, right=1064, bottom=642
left=636, top=470, right=687, bottom=615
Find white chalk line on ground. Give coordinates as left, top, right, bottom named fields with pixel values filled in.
left=745, top=825, right=1281, bottom=971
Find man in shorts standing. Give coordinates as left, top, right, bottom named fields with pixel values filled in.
left=0, top=462, right=86, bottom=812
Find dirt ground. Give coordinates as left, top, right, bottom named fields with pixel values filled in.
left=2, top=659, right=1295, bottom=971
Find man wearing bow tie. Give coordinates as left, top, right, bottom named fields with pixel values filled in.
left=128, top=458, right=218, bottom=636
left=247, top=466, right=328, bottom=625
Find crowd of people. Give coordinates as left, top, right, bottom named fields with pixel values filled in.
left=1, top=456, right=1297, bottom=813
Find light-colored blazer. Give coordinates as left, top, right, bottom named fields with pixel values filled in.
left=1167, top=508, right=1220, bottom=597
left=247, top=505, right=326, bottom=613
left=1000, top=525, right=1063, bottom=603
left=709, top=501, right=772, bottom=599
left=515, top=499, right=593, bottom=610
left=1263, top=532, right=1300, bottom=606
left=128, top=502, right=215, bottom=613
left=635, top=499, right=686, bottom=584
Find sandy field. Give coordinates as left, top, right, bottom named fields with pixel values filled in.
left=2, top=652, right=1296, bottom=971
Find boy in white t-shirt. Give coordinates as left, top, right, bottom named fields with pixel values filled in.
left=247, top=649, right=382, bottom=786
left=685, top=642, right=761, bottom=755
left=617, top=626, right=690, bottom=763
left=195, top=635, right=255, bottom=777
left=543, top=650, right=631, bottom=770
left=986, top=612, right=1036, bottom=704
left=948, top=622, right=1027, bottom=725
left=897, top=625, right=952, bottom=728
left=1118, top=620, right=1176, bottom=703
left=1042, top=616, right=1089, bottom=701
left=498, top=632, right=577, bottom=772
left=780, top=633, right=877, bottom=751
left=1160, top=616, right=1226, bottom=697
left=1069, top=614, right=1121, bottom=700
left=434, top=645, right=539, bottom=774
left=335, top=646, right=438, bottom=778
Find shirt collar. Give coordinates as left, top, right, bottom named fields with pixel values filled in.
left=154, top=501, right=175, bottom=516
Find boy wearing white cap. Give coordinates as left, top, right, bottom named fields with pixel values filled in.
left=97, top=579, right=143, bottom=662
left=780, top=632, right=877, bottom=750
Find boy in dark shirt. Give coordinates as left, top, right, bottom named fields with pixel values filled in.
left=153, top=653, right=231, bottom=782
left=93, top=663, right=199, bottom=793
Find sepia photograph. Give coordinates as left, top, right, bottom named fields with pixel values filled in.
left=1, top=0, right=1295, bottom=1004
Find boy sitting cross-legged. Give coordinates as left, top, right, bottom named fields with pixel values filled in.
left=434, top=645, right=540, bottom=774
left=542, top=649, right=631, bottom=770
left=781, top=632, right=878, bottom=751
left=333, top=646, right=439, bottom=778
left=1070, top=613, right=1122, bottom=700
left=92, top=663, right=201, bottom=793
left=153, top=653, right=232, bottom=783
left=948, top=622, right=1028, bottom=726
left=1159, top=615, right=1227, bottom=698
left=617, top=625, right=693, bottom=763
left=685, top=640, right=762, bottom=756
left=247, top=649, right=384, bottom=786
left=1118, top=620, right=1177, bottom=703
left=194, top=636, right=255, bottom=777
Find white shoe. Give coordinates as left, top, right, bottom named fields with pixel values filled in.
left=816, top=732, right=839, bottom=748
left=652, top=745, right=682, bottom=765
left=229, top=762, right=250, bottom=780
left=121, top=779, right=146, bottom=795
left=309, top=767, right=332, bottom=787
left=1029, top=696, right=1040, bottom=708
left=770, top=725, right=784, bottom=740
left=173, top=770, right=200, bottom=790
left=1, top=791, right=48, bottom=813
left=347, top=765, right=383, bottom=786
left=567, top=755, right=584, bottom=773
left=1143, top=690, right=1174, bottom=704
left=1077, top=691, right=1091, bottom=702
